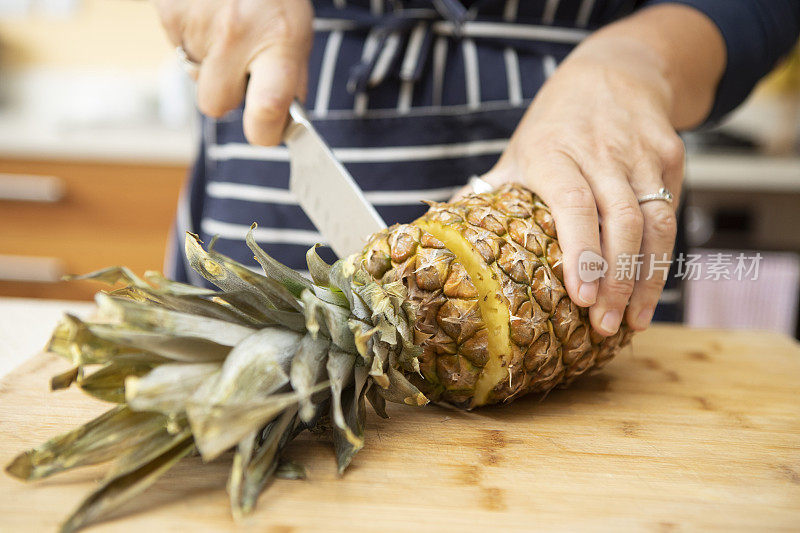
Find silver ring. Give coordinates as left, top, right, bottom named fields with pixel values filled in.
left=176, top=46, right=200, bottom=76
left=468, top=176, right=494, bottom=194
left=637, top=187, right=673, bottom=205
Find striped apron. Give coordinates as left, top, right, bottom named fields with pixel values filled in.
left=170, top=0, right=685, bottom=322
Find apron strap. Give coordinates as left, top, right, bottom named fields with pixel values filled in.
left=331, top=0, right=588, bottom=95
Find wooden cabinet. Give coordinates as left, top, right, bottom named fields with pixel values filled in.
left=0, top=158, right=186, bottom=300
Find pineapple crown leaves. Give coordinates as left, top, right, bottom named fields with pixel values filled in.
left=6, top=227, right=429, bottom=533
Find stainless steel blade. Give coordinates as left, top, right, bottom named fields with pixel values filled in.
left=284, top=101, right=386, bottom=257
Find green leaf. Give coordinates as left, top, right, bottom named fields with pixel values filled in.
left=186, top=328, right=301, bottom=460
left=312, top=285, right=350, bottom=308
left=144, top=270, right=217, bottom=296
left=365, top=383, right=389, bottom=419
left=87, top=324, right=231, bottom=363
left=239, top=409, right=297, bottom=514
left=329, top=259, right=369, bottom=320
left=95, top=293, right=256, bottom=347
left=212, top=291, right=307, bottom=331
left=246, top=224, right=313, bottom=297
left=301, top=290, right=356, bottom=352
left=325, top=349, right=363, bottom=473
left=106, top=426, right=191, bottom=479
left=139, top=290, right=257, bottom=326
left=5, top=406, right=167, bottom=481
left=48, top=314, right=134, bottom=366
left=305, top=245, right=332, bottom=286
left=185, top=233, right=299, bottom=311
left=125, top=363, right=220, bottom=417
left=330, top=364, right=368, bottom=474
left=64, top=266, right=149, bottom=289
left=274, top=459, right=307, bottom=480
left=290, top=334, right=331, bottom=423
left=369, top=339, right=391, bottom=389
left=79, top=359, right=155, bottom=403
left=377, top=366, right=429, bottom=407
left=51, top=366, right=81, bottom=391
left=60, top=434, right=194, bottom=533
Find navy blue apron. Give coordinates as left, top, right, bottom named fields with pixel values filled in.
left=170, top=0, right=685, bottom=322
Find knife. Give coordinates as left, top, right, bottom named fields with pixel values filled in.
left=284, top=101, right=386, bottom=257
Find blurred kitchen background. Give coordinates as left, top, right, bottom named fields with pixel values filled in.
left=0, top=1, right=798, bottom=339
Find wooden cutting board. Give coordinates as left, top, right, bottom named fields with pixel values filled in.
left=1, top=324, right=798, bottom=532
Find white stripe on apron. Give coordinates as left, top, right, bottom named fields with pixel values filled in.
left=543, top=55, right=557, bottom=78
left=543, top=0, right=561, bottom=25
left=207, top=181, right=460, bottom=205
left=503, top=0, right=523, bottom=106
left=462, top=38, right=481, bottom=109
left=202, top=219, right=326, bottom=247
left=354, top=30, right=381, bottom=115
left=208, top=138, right=508, bottom=163
left=576, top=0, right=596, bottom=28
left=398, top=22, right=429, bottom=113
left=315, top=30, right=344, bottom=116
left=431, top=35, right=449, bottom=107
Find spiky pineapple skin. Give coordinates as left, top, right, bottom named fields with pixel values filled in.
left=359, top=184, right=633, bottom=407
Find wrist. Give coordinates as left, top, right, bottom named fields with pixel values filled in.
left=559, top=35, right=675, bottom=118
left=564, top=4, right=725, bottom=129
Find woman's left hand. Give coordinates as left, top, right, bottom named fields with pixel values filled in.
left=454, top=28, right=687, bottom=337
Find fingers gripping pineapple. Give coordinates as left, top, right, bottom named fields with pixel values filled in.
left=6, top=184, right=632, bottom=532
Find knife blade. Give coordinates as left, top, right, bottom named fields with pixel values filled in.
left=284, top=101, right=386, bottom=258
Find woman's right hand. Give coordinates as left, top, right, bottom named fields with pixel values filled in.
left=154, top=0, right=313, bottom=145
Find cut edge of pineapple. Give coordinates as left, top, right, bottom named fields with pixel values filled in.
left=414, top=219, right=511, bottom=407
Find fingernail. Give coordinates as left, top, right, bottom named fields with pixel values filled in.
left=578, top=282, right=598, bottom=306
left=600, top=310, right=622, bottom=335
left=635, top=307, right=655, bottom=330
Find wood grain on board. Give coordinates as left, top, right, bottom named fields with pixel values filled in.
left=1, top=325, right=798, bottom=532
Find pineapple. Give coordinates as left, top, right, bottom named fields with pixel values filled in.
left=362, top=184, right=631, bottom=407
left=6, top=184, right=631, bottom=532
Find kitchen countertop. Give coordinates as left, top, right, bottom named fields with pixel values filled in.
left=0, top=68, right=197, bottom=166
left=0, top=323, right=798, bottom=531
left=684, top=152, right=800, bottom=193
left=0, top=113, right=196, bottom=165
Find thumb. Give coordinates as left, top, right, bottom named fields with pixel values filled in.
left=449, top=163, right=517, bottom=202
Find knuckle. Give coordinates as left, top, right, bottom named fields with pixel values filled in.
left=217, top=4, right=248, bottom=45
left=261, top=10, right=307, bottom=47
left=243, top=104, right=287, bottom=146
left=602, top=276, right=635, bottom=303
left=243, top=121, right=281, bottom=146
left=197, top=95, right=229, bottom=119
left=647, top=207, right=678, bottom=239
left=557, top=185, right=596, bottom=213
left=596, top=143, right=627, bottom=167
left=608, top=200, right=644, bottom=229
left=658, top=134, right=685, bottom=170
left=247, top=93, right=291, bottom=125
left=271, top=56, right=302, bottom=82
left=267, top=14, right=294, bottom=42
left=641, top=274, right=668, bottom=291
left=218, top=0, right=312, bottom=47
